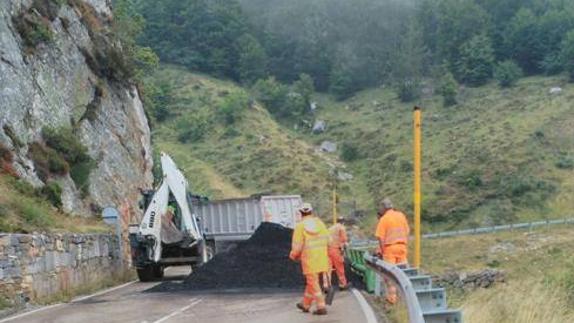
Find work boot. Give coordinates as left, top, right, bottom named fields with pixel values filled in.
left=313, top=308, right=327, bottom=315
left=339, top=284, right=349, bottom=291
left=296, top=303, right=309, bottom=313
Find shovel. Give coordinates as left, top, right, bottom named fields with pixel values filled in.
left=320, top=272, right=336, bottom=305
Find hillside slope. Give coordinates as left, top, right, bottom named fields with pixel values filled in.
left=150, top=66, right=366, bottom=215
left=151, top=65, right=574, bottom=230
left=304, top=77, right=574, bottom=230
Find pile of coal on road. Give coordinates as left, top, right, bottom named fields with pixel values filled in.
left=183, top=222, right=304, bottom=289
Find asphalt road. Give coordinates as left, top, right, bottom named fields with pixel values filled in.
left=1, top=267, right=377, bottom=323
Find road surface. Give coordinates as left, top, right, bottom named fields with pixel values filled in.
left=1, top=267, right=376, bottom=323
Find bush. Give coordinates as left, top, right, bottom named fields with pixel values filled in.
left=438, top=72, right=458, bottom=107
left=17, top=201, right=53, bottom=228
left=42, top=127, right=91, bottom=165
left=12, top=12, right=54, bottom=51
left=340, top=143, right=360, bottom=162
left=217, top=91, right=249, bottom=125
left=494, top=60, right=523, bottom=88
left=561, top=30, right=574, bottom=82
left=456, top=34, right=495, bottom=86
left=70, top=160, right=96, bottom=197
left=40, top=181, right=63, bottom=208
left=397, top=79, right=420, bottom=102
left=556, top=156, right=574, bottom=169
left=28, top=142, right=69, bottom=181
left=252, top=77, right=289, bottom=116
left=177, top=112, right=212, bottom=143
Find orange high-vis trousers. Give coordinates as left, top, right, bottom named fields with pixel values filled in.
left=328, top=248, right=348, bottom=288
left=302, top=273, right=326, bottom=310
left=383, top=243, right=408, bottom=304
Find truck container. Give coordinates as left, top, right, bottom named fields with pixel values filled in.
left=196, top=195, right=302, bottom=242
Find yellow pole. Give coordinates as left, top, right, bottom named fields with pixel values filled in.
left=332, top=186, right=337, bottom=225
left=413, top=106, right=422, bottom=268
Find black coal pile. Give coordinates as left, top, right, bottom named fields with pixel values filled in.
left=183, top=222, right=304, bottom=289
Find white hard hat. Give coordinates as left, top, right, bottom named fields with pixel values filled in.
left=299, top=203, right=313, bottom=214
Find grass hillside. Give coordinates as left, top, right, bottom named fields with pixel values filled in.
left=0, top=174, right=108, bottom=233
left=303, top=77, right=574, bottom=230
left=149, top=65, right=367, bottom=215
left=150, top=65, right=574, bottom=230
left=421, top=225, right=574, bottom=323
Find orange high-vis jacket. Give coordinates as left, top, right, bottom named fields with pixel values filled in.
left=375, top=209, right=410, bottom=246
left=289, top=215, right=330, bottom=275
left=328, top=223, right=348, bottom=249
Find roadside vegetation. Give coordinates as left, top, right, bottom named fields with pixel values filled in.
left=0, top=173, right=108, bottom=233
left=422, top=226, right=574, bottom=322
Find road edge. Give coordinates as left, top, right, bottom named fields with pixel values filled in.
left=351, top=288, right=378, bottom=323
left=0, top=281, right=136, bottom=323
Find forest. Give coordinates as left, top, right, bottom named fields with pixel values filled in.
left=130, top=0, right=574, bottom=107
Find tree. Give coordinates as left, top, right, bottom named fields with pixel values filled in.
left=456, top=34, right=495, bottom=86
left=494, top=60, right=523, bottom=87
left=329, top=65, right=355, bottom=101
left=561, top=30, right=574, bottom=81
left=503, top=8, right=544, bottom=74
left=293, top=74, right=315, bottom=108
left=237, top=34, right=268, bottom=85
left=252, top=77, right=289, bottom=117
left=438, top=72, right=458, bottom=107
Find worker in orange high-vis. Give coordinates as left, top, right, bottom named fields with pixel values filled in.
left=328, top=216, right=349, bottom=290
left=289, top=203, right=330, bottom=315
left=375, top=198, right=410, bottom=304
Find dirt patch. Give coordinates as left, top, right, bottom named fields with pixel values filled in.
left=183, top=222, right=304, bottom=289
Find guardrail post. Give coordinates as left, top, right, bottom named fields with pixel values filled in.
left=374, top=273, right=382, bottom=296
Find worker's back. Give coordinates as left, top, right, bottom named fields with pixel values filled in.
left=376, top=209, right=409, bottom=245
left=292, top=215, right=330, bottom=274
left=328, top=223, right=348, bottom=249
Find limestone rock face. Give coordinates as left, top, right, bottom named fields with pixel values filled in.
left=0, top=0, right=152, bottom=216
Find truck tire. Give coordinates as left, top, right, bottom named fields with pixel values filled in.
left=153, top=266, right=164, bottom=279
left=136, top=266, right=156, bottom=282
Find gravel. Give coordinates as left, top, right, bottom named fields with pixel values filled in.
left=183, top=222, right=304, bottom=289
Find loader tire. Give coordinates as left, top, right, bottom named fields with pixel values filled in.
left=137, top=266, right=156, bottom=282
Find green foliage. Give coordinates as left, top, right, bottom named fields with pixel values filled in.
left=12, top=11, right=54, bottom=51
left=456, top=34, right=495, bottom=86
left=438, top=71, right=458, bottom=107
left=253, top=77, right=289, bottom=115
left=556, top=156, right=574, bottom=170
left=217, top=91, right=249, bottom=125
left=141, top=80, right=174, bottom=123
left=28, top=143, right=69, bottom=181
left=252, top=74, right=313, bottom=120
left=176, top=111, right=212, bottom=143
left=40, top=181, right=63, bottom=208
left=561, top=30, right=574, bottom=82
left=329, top=66, right=355, bottom=101
left=494, top=60, right=523, bottom=88
left=237, top=34, right=268, bottom=84
left=16, top=200, right=54, bottom=228
left=41, top=127, right=95, bottom=195
left=340, top=142, right=360, bottom=162
left=396, top=79, right=420, bottom=103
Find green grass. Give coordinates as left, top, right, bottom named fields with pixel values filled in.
left=0, top=174, right=109, bottom=233
left=150, top=64, right=574, bottom=230
left=150, top=65, right=366, bottom=216
left=421, top=226, right=574, bottom=322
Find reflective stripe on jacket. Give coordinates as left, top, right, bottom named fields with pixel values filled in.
left=289, top=215, right=330, bottom=275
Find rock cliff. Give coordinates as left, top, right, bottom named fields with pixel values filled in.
left=0, top=0, right=152, bottom=218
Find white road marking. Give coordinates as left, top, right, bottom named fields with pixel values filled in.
left=72, top=281, right=137, bottom=302
left=351, top=288, right=378, bottom=323
left=0, top=281, right=136, bottom=323
left=151, top=298, right=203, bottom=323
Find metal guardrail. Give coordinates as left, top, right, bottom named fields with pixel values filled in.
left=423, top=217, right=574, bottom=239
left=350, top=218, right=574, bottom=248
left=364, top=254, right=425, bottom=323
left=363, top=253, right=462, bottom=323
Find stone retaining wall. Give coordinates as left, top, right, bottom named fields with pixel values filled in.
left=0, top=233, right=125, bottom=309
left=433, top=269, right=505, bottom=290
